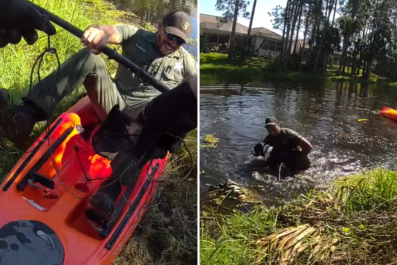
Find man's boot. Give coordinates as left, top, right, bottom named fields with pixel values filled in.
left=85, top=177, right=123, bottom=225
left=0, top=89, right=45, bottom=148
left=85, top=151, right=137, bottom=226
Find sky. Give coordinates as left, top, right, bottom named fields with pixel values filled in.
left=199, top=0, right=288, bottom=35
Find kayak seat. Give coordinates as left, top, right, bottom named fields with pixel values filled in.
left=91, top=104, right=141, bottom=160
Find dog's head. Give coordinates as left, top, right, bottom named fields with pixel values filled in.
left=252, top=143, right=273, bottom=161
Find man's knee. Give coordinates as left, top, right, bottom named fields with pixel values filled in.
left=71, top=48, right=106, bottom=69
left=123, top=102, right=149, bottom=123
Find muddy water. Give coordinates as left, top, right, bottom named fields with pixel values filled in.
left=200, top=75, right=397, bottom=205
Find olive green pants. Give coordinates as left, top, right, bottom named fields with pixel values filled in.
left=25, top=48, right=147, bottom=121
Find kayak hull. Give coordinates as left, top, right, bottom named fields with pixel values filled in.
left=0, top=96, right=167, bottom=265
left=380, top=106, right=397, bottom=122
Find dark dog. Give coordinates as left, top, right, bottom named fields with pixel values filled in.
left=252, top=143, right=311, bottom=174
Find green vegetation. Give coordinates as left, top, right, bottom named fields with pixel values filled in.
left=200, top=53, right=265, bottom=75
left=267, top=0, right=397, bottom=81
left=200, top=53, right=392, bottom=85
left=201, top=168, right=397, bottom=265
left=0, top=0, right=197, bottom=264
left=203, top=0, right=397, bottom=83
left=201, top=134, right=220, bottom=149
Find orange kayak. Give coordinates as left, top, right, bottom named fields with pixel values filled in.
left=0, top=96, right=167, bottom=265
left=380, top=107, right=397, bottom=122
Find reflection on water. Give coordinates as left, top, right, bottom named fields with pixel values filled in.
left=106, top=0, right=198, bottom=56
left=200, top=75, right=397, bottom=205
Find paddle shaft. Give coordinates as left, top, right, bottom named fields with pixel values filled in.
left=30, top=2, right=171, bottom=94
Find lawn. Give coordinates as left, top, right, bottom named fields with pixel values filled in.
left=200, top=53, right=390, bottom=86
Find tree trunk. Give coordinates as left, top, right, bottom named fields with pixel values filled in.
left=323, top=54, right=329, bottom=71
left=293, top=0, right=304, bottom=55
left=338, top=36, right=348, bottom=74
left=228, top=0, right=240, bottom=61
left=245, top=0, right=257, bottom=46
left=243, top=0, right=257, bottom=63
left=309, top=15, right=317, bottom=51
left=283, top=0, right=295, bottom=64
left=362, top=20, right=377, bottom=80
left=308, top=0, right=321, bottom=68
left=350, top=40, right=358, bottom=76
left=330, top=0, right=337, bottom=28
left=307, top=0, right=317, bottom=52
left=313, top=0, right=334, bottom=71
left=351, top=57, right=357, bottom=75
left=285, top=1, right=300, bottom=66
left=299, top=2, right=312, bottom=72
left=337, top=0, right=359, bottom=75
left=364, top=58, right=373, bottom=79
left=357, top=27, right=367, bottom=75
left=325, top=0, right=337, bottom=73
left=342, top=56, right=347, bottom=73
left=281, top=0, right=292, bottom=61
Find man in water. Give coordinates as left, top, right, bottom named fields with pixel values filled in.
left=254, top=117, right=313, bottom=173
left=0, top=1, right=196, bottom=151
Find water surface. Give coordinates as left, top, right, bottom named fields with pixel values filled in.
left=200, top=75, right=397, bottom=205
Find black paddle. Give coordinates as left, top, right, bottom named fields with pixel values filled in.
left=29, top=2, right=171, bottom=94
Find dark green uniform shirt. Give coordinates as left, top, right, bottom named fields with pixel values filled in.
left=263, top=128, right=303, bottom=150
left=113, top=24, right=197, bottom=102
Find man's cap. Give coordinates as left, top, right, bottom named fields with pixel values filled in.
left=265, top=117, right=279, bottom=127
left=162, top=11, right=192, bottom=43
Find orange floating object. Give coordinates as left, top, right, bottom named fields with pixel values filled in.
left=0, top=96, right=167, bottom=265
left=380, top=106, right=397, bottom=122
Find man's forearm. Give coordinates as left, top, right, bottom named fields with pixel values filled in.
left=92, top=25, right=121, bottom=44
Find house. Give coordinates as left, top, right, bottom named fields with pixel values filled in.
left=200, top=13, right=248, bottom=44
left=200, top=13, right=283, bottom=57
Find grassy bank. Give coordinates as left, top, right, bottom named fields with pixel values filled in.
left=200, top=53, right=388, bottom=85
left=0, top=0, right=197, bottom=264
left=200, top=168, right=397, bottom=264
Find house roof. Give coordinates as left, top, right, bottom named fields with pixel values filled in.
left=251, top=27, right=282, bottom=39
left=200, top=14, right=248, bottom=34
left=200, top=13, right=281, bottom=39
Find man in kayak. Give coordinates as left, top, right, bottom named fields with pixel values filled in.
left=253, top=117, right=313, bottom=173
left=0, top=0, right=197, bottom=151
left=0, top=0, right=197, bottom=222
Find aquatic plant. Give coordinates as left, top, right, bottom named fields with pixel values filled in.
left=201, top=134, right=220, bottom=149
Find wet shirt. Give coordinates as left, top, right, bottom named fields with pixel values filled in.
left=263, top=128, right=303, bottom=150
left=113, top=24, right=197, bottom=102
